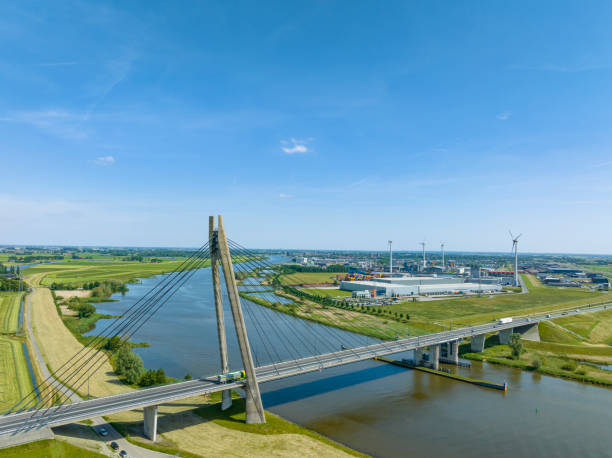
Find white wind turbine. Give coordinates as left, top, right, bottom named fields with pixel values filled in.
left=509, top=230, right=522, bottom=287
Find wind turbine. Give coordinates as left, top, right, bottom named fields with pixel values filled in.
left=419, top=240, right=426, bottom=269
left=440, top=241, right=445, bottom=271
left=388, top=240, right=393, bottom=275
left=509, top=231, right=522, bottom=287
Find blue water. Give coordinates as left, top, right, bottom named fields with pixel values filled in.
left=86, top=256, right=371, bottom=378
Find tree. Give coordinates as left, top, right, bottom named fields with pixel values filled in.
left=78, top=303, right=96, bottom=318
left=114, top=345, right=144, bottom=384
left=105, top=335, right=122, bottom=351
left=508, top=333, right=523, bottom=359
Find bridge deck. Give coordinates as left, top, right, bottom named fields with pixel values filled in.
left=0, top=304, right=608, bottom=437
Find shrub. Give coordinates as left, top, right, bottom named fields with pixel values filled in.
left=561, top=360, right=578, bottom=372
left=531, top=357, right=542, bottom=370
left=509, top=333, right=523, bottom=360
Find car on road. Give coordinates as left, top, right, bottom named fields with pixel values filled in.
left=110, top=441, right=119, bottom=451
left=119, top=450, right=128, bottom=457
left=97, top=427, right=108, bottom=437
left=546, top=314, right=551, bottom=318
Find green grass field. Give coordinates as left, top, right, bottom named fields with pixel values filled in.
left=0, top=337, right=35, bottom=413
left=0, top=439, right=106, bottom=457
left=0, top=292, right=24, bottom=334
left=279, top=272, right=344, bottom=286
left=300, top=288, right=352, bottom=297
left=378, top=275, right=609, bottom=326
left=549, top=308, right=612, bottom=345
left=23, top=259, right=203, bottom=287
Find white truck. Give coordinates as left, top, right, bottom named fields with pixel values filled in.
left=498, top=317, right=513, bottom=325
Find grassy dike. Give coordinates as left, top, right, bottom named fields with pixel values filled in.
left=105, top=391, right=366, bottom=458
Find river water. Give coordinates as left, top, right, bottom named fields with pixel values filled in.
left=87, top=257, right=612, bottom=457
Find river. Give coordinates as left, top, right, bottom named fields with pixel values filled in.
left=87, top=257, right=612, bottom=457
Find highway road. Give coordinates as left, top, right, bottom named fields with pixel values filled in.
left=1, top=301, right=609, bottom=437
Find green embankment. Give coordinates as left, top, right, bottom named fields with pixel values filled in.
left=0, top=337, right=36, bottom=413
left=464, top=342, right=612, bottom=386
left=0, top=439, right=106, bottom=457
left=463, top=308, right=612, bottom=387
left=240, top=291, right=442, bottom=339
left=0, top=292, right=24, bottom=334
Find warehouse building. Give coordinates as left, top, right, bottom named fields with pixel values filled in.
left=340, top=279, right=501, bottom=297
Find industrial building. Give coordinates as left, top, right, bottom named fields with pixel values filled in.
left=340, top=276, right=502, bottom=297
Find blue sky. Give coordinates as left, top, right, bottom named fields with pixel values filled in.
left=1, top=1, right=612, bottom=253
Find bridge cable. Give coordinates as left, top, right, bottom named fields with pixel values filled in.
left=16, top=250, right=212, bottom=430
left=8, top=244, right=212, bottom=415
left=18, top=251, right=213, bottom=433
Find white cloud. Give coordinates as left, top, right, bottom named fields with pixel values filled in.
left=1, top=109, right=88, bottom=140
left=281, top=137, right=312, bottom=154
left=92, top=156, right=115, bottom=166
left=279, top=193, right=292, bottom=198
left=496, top=111, right=511, bottom=121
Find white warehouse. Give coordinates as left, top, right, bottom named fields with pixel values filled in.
left=340, top=278, right=501, bottom=297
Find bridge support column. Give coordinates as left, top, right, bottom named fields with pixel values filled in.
left=470, top=334, right=486, bottom=353
left=414, top=347, right=424, bottom=365
left=143, top=405, right=158, bottom=442
left=209, top=216, right=232, bottom=411
left=440, top=340, right=459, bottom=365
left=429, top=345, right=440, bottom=371
left=498, top=328, right=513, bottom=345
left=216, top=215, right=266, bottom=424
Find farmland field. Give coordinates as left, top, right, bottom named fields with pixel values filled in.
left=0, top=292, right=24, bottom=334
left=0, top=337, right=35, bottom=413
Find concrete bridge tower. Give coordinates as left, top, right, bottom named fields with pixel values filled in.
left=213, top=215, right=266, bottom=424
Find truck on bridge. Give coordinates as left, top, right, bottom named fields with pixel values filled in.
left=498, top=317, right=513, bottom=325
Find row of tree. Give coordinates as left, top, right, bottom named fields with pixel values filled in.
left=0, top=277, right=22, bottom=291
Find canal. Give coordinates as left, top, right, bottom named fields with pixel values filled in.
left=88, top=258, right=612, bottom=457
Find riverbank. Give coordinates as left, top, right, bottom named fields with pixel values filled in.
left=240, top=289, right=442, bottom=340
left=105, top=391, right=366, bottom=458
left=462, top=337, right=612, bottom=387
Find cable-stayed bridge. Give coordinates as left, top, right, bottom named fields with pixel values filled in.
left=1, top=216, right=609, bottom=441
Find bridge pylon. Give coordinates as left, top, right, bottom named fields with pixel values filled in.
left=209, top=216, right=232, bottom=411
left=212, top=215, right=266, bottom=424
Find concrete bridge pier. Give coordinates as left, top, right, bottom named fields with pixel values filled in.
left=415, top=345, right=440, bottom=370
left=440, top=340, right=459, bottom=365
left=498, top=328, right=513, bottom=345
left=143, top=405, right=158, bottom=442
left=470, top=334, right=486, bottom=352
left=429, top=345, right=440, bottom=370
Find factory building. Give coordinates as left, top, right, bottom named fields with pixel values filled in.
left=340, top=278, right=502, bottom=297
